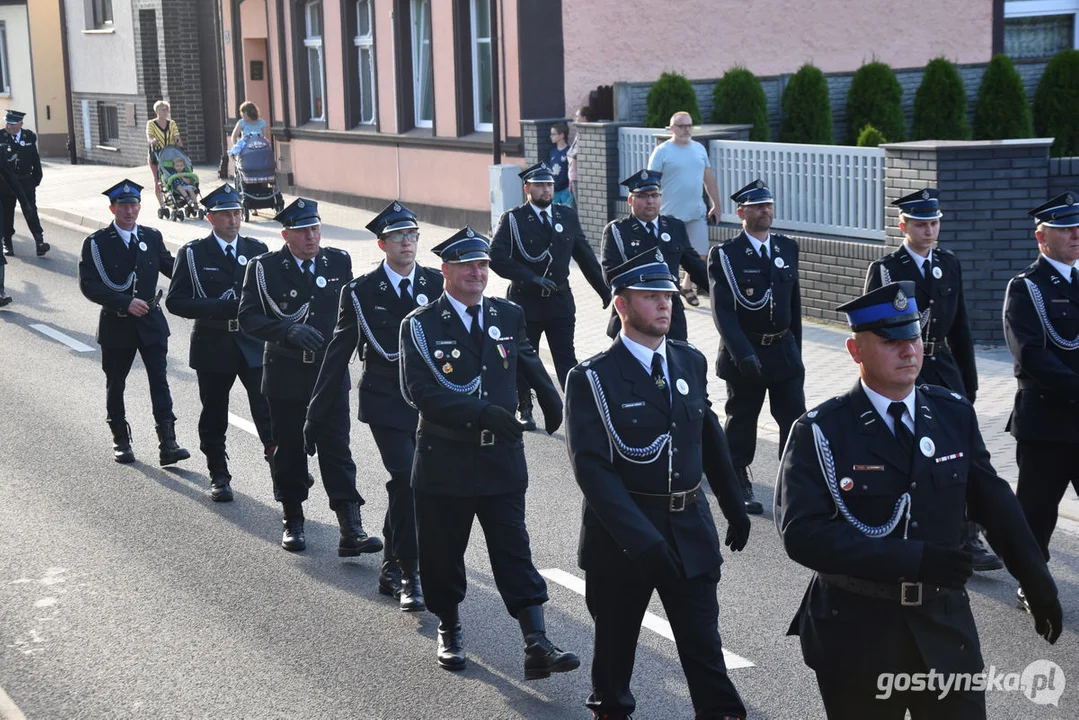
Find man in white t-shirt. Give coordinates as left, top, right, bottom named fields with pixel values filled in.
left=648, top=111, right=721, bottom=305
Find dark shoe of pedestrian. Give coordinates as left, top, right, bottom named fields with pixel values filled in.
left=306, top=472, right=315, bottom=489
left=35, top=241, right=50, bottom=257
left=334, top=502, right=384, bottom=556
left=518, top=605, right=580, bottom=680
left=108, top=420, right=135, bottom=464
left=378, top=556, right=402, bottom=598
left=156, top=421, right=191, bottom=466
left=3, top=238, right=13, bottom=256
left=281, top=503, right=306, bottom=551
left=518, top=408, right=537, bottom=432
left=399, top=558, right=426, bottom=612
left=736, top=466, right=763, bottom=515
left=681, top=286, right=700, bottom=307
left=592, top=714, right=632, bottom=720
left=436, top=607, right=466, bottom=671
left=0, top=294, right=12, bottom=308
left=208, top=459, right=234, bottom=503
left=964, top=527, right=1003, bottom=572
left=1018, top=587, right=1032, bottom=614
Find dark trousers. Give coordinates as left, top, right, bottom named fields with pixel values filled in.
left=101, top=343, right=174, bottom=425
left=584, top=564, right=746, bottom=719
left=268, top=392, right=361, bottom=510
left=369, top=423, right=418, bottom=560
left=723, top=371, right=805, bottom=469
left=1016, top=440, right=1079, bottom=562
left=195, top=364, right=273, bottom=461
left=1, top=181, right=43, bottom=241
left=414, top=489, right=548, bottom=617
left=517, top=313, right=577, bottom=410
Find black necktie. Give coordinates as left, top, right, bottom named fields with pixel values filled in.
left=1071, top=267, right=1078, bottom=285
left=467, top=304, right=483, bottom=348
left=301, top=259, right=313, bottom=286
left=651, top=352, right=669, bottom=402
left=541, top=211, right=552, bottom=231
left=224, top=244, right=236, bottom=269
left=887, top=402, right=913, bottom=456
left=647, top=221, right=657, bottom=240
left=922, top=258, right=931, bottom=279
left=399, top=278, right=412, bottom=310
left=758, top=243, right=767, bottom=260
left=129, top=233, right=139, bottom=259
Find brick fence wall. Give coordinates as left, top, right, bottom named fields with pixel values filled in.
left=1049, top=157, right=1079, bottom=197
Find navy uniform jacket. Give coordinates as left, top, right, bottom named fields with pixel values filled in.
left=238, top=245, right=353, bottom=401
left=165, top=233, right=268, bottom=373
left=865, top=247, right=977, bottom=397
left=708, top=231, right=803, bottom=382
left=1004, top=256, right=1079, bottom=443
left=0, top=127, right=43, bottom=188
left=564, top=338, right=748, bottom=579
left=308, top=261, right=443, bottom=430
left=401, top=294, right=557, bottom=496
left=78, top=223, right=175, bottom=348
left=601, top=215, right=708, bottom=338
left=489, top=202, right=609, bottom=320
left=777, top=382, right=1055, bottom=679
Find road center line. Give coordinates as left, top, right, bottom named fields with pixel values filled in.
left=539, top=567, right=756, bottom=670
left=228, top=413, right=259, bottom=437
left=29, top=324, right=95, bottom=352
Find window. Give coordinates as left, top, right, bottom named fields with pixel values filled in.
left=97, top=102, right=119, bottom=144
left=411, top=0, right=433, bottom=128
left=0, top=23, right=9, bottom=95
left=304, top=1, right=326, bottom=121
left=354, top=0, right=376, bottom=125
left=470, top=0, right=492, bottom=131
left=91, top=0, right=113, bottom=29
left=1004, top=0, right=1079, bottom=58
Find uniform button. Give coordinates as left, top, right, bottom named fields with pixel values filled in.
left=670, top=422, right=677, bottom=429
left=911, top=521, right=919, bottom=529
left=929, top=299, right=935, bottom=305
left=631, top=418, right=637, bottom=424
left=910, top=481, right=917, bottom=489
left=482, top=365, right=487, bottom=371
left=831, top=609, right=839, bottom=616
left=952, top=473, right=958, bottom=480
left=482, top=391, right=488, bottom=397
left=673, top=448, right=679, bottom=453
left=466, top=422, right=472, bottom=429
left=673, top=472, right=680, bottom=480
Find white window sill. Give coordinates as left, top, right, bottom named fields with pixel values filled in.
left=82, top=28, right=116, bottom=35
left=96, top=144, right=121, bottom=152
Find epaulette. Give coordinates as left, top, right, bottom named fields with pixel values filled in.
left=324, top=246, right=350, bottom=258
left=490, top=296, right=521, bottom=311
left=574, top=346, right=613, bottom=370
left=936, top=247, right=956, bottom=258
left=250, top=249, right=275, bottom=263
left=919, top=384, right=972, bottom=405
left=1015, top=262, right=1038, bottom=280
left=667, top=338, right=705, bottom=359
left=800, top=394, right=848, bottom=422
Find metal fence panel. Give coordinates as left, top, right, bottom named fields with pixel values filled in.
left=617, top=127, right=664, bottom=197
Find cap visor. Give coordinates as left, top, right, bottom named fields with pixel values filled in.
left=870, top=320, right=922, bottom=340
left=446, top=251, right=491, bottom=263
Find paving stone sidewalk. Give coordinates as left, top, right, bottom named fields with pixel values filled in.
left=19, top=159, right=1079, bottom=521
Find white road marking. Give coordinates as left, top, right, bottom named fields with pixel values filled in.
left=29, top=324, right=95, bottom=352
left=0, top=684, right=27, bottom=720
left=228, top=413, right=259, bottom=437
left=539, top=568, right=756, bottom=670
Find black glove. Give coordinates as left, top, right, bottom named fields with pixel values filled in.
left=724, top=511, right=751, bottom=552
left=535, top=388, right=563, bottom=435
left=968, top=390, right=976, bottom=404
left=918, top=545, right=974, bottom=588
left=302, top=419, right=319, bottom=456
left=638, top=541, right=683, bottom=589
left=479, top=405, right=524, bottom=442
left=738, top=355, right=763, bottom=380
left=601, top=290, right=612, bottom=310
left=286, top=323, right=324, bottom=351
left=1029, top=594, right=1063, bottom=644
left=530, top=276, right=559, bottom=293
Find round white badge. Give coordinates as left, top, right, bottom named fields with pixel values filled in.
left=554, top=223, right=564, bottom=233
left=315, top=276, right=327, bottom=288
left=932, top=266, right=943, bottom=279
left=416, top=293, right=428, bottom=305
left=289, top=289, right=298, bottom=298
left=660, top=232, right=671, bottom=242
left=840, top=477, right=854, bottom=492
left=488, top=325, right=501, bottom=340
left=238, top=255, right=248, bottom=266
left=138, top=241, right=148, bottom=252
left=434, top=350, right=444, bottom=359
left=774, top=256, right=785, bottom=268
left=676, top=378, right=689, bottom=395
left=919, top=436, right=935, bottom=457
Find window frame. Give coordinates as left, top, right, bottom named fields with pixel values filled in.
left=1004, top=0, right=1079, bottom=55
left=91, top=0, right=114, bottom=29
left=411, top=0, right=433, bottom=129
left=469, top=0, right=492, bottom=132
left=97, top=101, right=120, bottom=144
left=304, top=0, right=326, bottom=122
left=353, top=0, right=377, bottom=126
left=0, top=23, right=9, bottom=96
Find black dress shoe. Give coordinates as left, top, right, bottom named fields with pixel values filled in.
left=437, top=614, right=466, bottom=671
left=518, top=408, right=537, bottom=432
left=518, top=605, right=580, bottom=680
left=334, top=502, right=384, bottom=556
left=736, top=466, right=763, bottom=515
left=209, top=472, right=234, bottom=503
left=281, top=503, right=306, bottom=551
left=399, top=559, right=426, bottom=612
left=963, top=526, right=1004, bottom=572
left=3, top=240, right=13, bottom=256
left=156, top=421, right=191, bottom=466
left=1018, top=587, right=1032, bottom=614
left=108, top=421, right=135, bottom=464
left=0, top=295, right=10, bottom=308
left=378, top=558, right=402, bottom=598
left=35, top=242, right=50, bottom=257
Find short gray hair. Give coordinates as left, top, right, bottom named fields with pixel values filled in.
left=153, top=100, right=170, bottom=113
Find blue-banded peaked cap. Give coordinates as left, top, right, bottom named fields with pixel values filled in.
left=893, top=188, right=943, bottom=220
left=201, top=183, right=243, bottom=211
left=367, top=200, right=418, bottom=236
left=431, top=226, right=491, bottom=263
left=103, top=179, right=144, bottom=204
left=1029, top=191, right=1079, bottom=228
left=730, top=179, right=773, bottom=205
left=274, top=198, right=321, bottom=229
left=621, top=169, right=663, bottom=194
left=837, top=281, right=921, bottom=340
left=609, top=248, right=678, bottom=293
left=5, top=110, right=25, bottom=124
left=520, top=162, right=555, bottom=184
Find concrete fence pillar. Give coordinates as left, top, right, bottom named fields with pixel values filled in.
left=575, top=121, right=631, bottom=252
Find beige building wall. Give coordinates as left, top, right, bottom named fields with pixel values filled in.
left=0, top=5, right=34, bottom=127
left=26, top=0, right=69, bottom=154
left=562, top=0, right=993, bottom=111
left=65, top=0, right=138, bottom=95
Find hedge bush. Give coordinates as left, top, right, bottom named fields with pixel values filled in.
left=645, top=72, right=701, bottom=129
left=911, top=57, right=970, bottom=140
left=973, top=54, right=1033, bottom=140
left=856, top=124, right=887, bottom=147
left=1034, top=49, right=1079, bottom=157
left=845, top=61, right=905, bottom=145
left=711, top=67, right=770, bottom=141
left=780, top=64, right=833, bottom=144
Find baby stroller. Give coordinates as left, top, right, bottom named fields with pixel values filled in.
left=234, top=134, right=284, bottom=221
left=156, top=146, right=205, bottom=222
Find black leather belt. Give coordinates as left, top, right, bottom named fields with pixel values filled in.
left=628, top=483, right=702, bottom=513
left=419, top=418, right=498, bottom=446
left=196, top=318, right=241, bottom=332
left=269, top=344, right=324, bottom=364
left=112, top=290, right=163, bottom=317
left=747, top=328, right=789, bottom=346
left=515, top=279, right=570, bottom=298
left=923, top=340, right=949, bottom=357
left=819, top=573, right=959, bottom=607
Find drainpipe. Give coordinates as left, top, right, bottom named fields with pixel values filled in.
left=57, top=0, right=78, bottom=164
left=489, top=0, right=500, bottom=164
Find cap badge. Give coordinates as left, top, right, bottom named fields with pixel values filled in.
left=893, top=289, right=908, bottom=311
left=466, top=228, right=474, bottom=238
left=654, top=249, right=664, bottom=263
left=755, top=180, right=764, bottom=189
left=1067, top=192, right=1075, bottom=205
left=393, top=202, right=402, bottom=211
left=921, top=189, right=930, bottom=200
left=297, top=200, right=305, bottom=208
left=122, top=184, right=131, bottom=193
left=640, top=169, right=648, bottom=180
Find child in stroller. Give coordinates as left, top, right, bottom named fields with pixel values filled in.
left=157, top=147, right=205, bottom=221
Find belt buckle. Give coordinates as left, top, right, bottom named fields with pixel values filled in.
left=669, top=492, right=687, bottom=513
left=923, top=341, right=935, bottom=356
left=117, top=310, right=128, bottom=317
left=302, top=350, right=316, bottom=364
left=760, top=333, right=775, bottom=346
left=901, top=581, right=923, bottom=606
left=227, top=319, right=240, bottom=332
left=540, top=287, right=551, bottom=298
left=480, top=429, right=495, bottom=447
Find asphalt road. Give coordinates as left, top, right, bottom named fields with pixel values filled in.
left=0, top=220, right=1077, bottom=719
